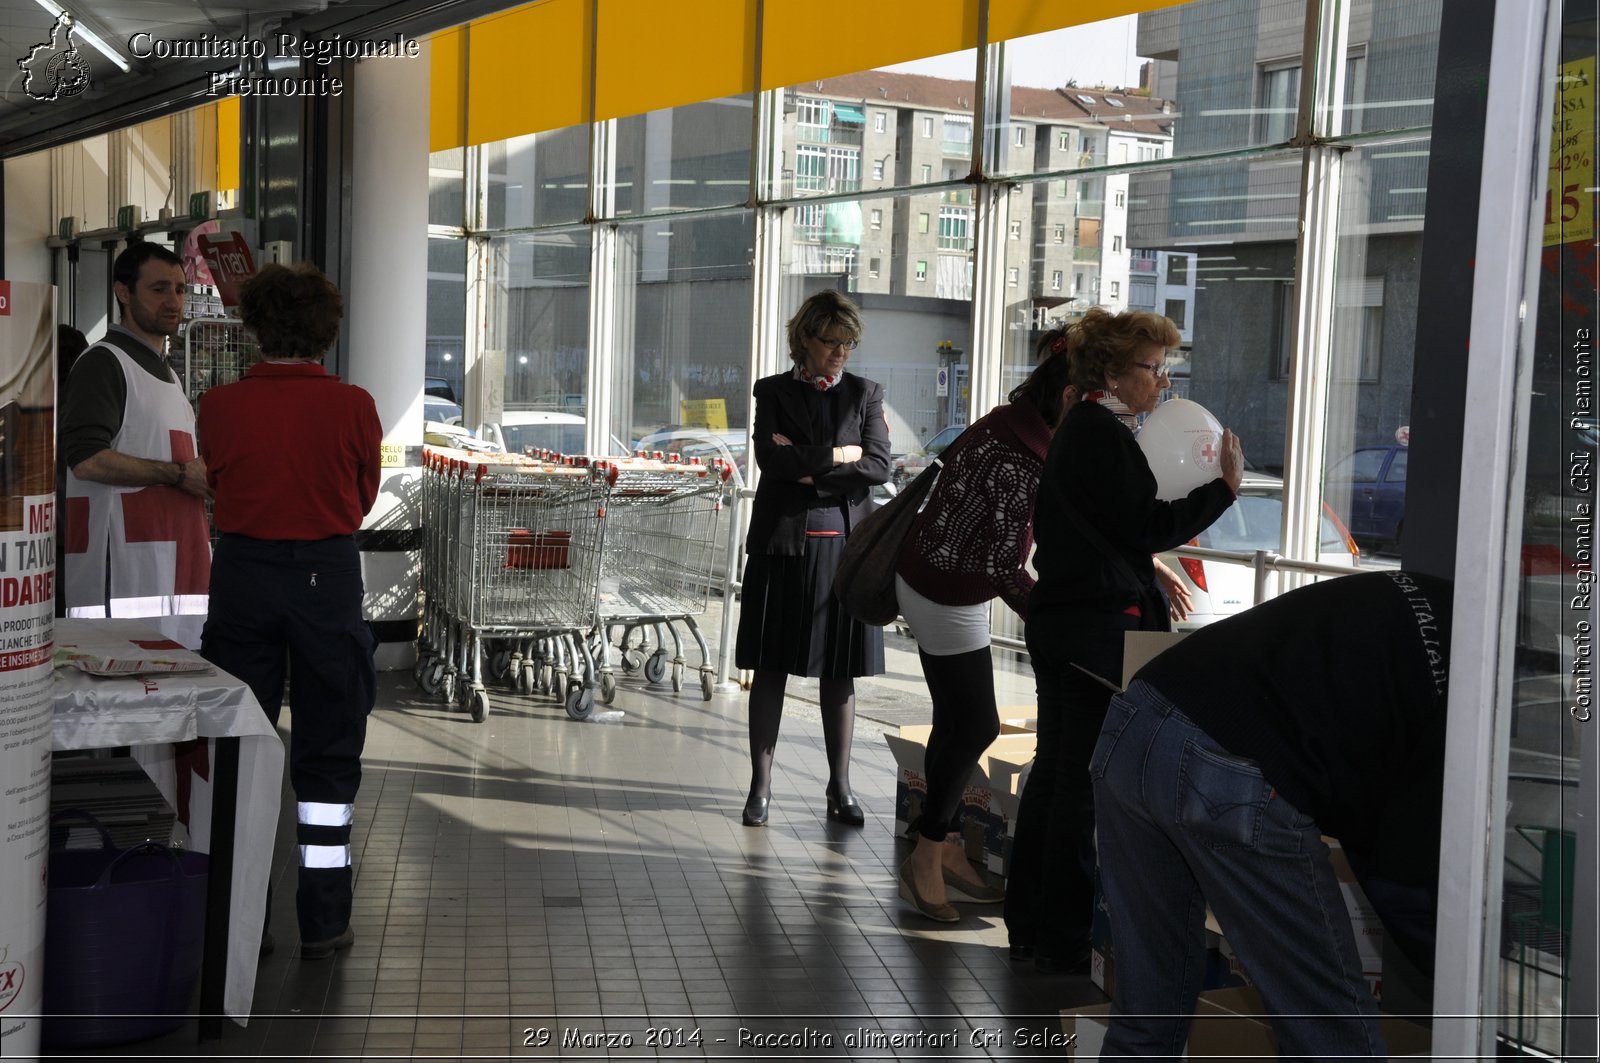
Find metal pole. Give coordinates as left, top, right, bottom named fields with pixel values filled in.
left=714, top=488, right=749, bottom=690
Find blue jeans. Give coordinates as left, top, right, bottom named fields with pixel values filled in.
left=1090, top=681, right=1386, bottom=1061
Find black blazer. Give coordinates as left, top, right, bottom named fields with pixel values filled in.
left=744, top=370, right=893, bottom=556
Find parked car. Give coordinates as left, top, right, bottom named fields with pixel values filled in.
left=895, top=422, right=966, bottom=485
left=423, top=420, right=503, bottom=452
left=481, top=411, right=587, bottom=457
left=1324, top=443, right=1408, bottom=552
left=424, top=396, right=463, bottom=425
left=424, top=377, right=458, bottom=403
left=1156, top=473, right=1361, bottom=631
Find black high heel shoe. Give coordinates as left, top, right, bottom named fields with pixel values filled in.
left=824, top=789, right=864, bottom=827
left=741, top=793, right=769, bottom=827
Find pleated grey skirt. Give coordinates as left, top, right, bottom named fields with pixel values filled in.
left=735, top=535, right=885, bottom=678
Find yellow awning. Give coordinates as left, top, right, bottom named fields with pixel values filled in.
left=432, top=0, right=1188, bottom=152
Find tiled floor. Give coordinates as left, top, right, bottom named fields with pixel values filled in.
left=49, top=639, right=1104, bottom=1060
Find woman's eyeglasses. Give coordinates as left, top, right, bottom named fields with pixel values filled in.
left=1130, top=360, right=1170, bottom=378
left=815, top=336, right=858, bottom=351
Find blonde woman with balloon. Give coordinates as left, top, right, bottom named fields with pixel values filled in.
left=1003, top=307, right=1243, bottom=973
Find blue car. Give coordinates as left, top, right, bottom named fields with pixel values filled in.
left=1325, top=444, right=1408, bottom=551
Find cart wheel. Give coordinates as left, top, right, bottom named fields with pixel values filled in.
left=565, top=681, right=595, bottom=721
left=469, top=688, right=490, bottom=723
left=600, top=672, right=617, bottom=704
left=700, top=671, right=714, bottom=701
left=488, top=649, right=511, bottom=682
left=539, top=664, right=555, bottom=696
left=671, top=660, right=684, bottom=693
left=419, top=659, right=443, bottom=696
left=440, top=671, right=457, bottom=706
left=518, top=662, right=535, bottom=695
left=643, top=652, right=668, bottom=685
left=621, top=649, right=644, bottom=674
left=412, top=652, right=434, bottom=688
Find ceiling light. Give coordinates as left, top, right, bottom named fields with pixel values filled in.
left=33, top=0, right=131, bottom=73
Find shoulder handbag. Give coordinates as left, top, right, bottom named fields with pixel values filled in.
left=833, top=459, right=942, bottom=625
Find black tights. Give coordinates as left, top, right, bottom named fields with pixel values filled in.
left=916, top=645, right=1000, bottom=842
left=746, top=669, right=857, bottom=799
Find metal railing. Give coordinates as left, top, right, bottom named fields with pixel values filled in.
left=714, top=500, right=1360, bottom=680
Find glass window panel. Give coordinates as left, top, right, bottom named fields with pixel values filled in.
left=425, top=237, right=468, bottom=412
left=483, top=230, right=591, bottom=439
left=58, top=134, right=112, bottom=231
left=995, top=3, right=1437, bottom=171
left=779, top=49, right=977, bottom=200
left=429, top=147, right=466, bottom=227
left=615, top=213, right=752, bottom=456
left=1318, top=136, right=1430, bottom=558
left=1095, top=155, right=1297, bottom=470
left=486, top=126, right=589, bottom=229
left=783, top=186, right=974, bottom=455
left=1500, top=7, right=1594, bottom=1052
left=611, top=96, right=753, bottom=216
left=123, top=116, right=174, bottom=223
left=1343, top=8, right=1439, bottom=136
left=994, top=13, right=1173, bottom=176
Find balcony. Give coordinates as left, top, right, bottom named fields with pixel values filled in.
left=1072, top=245, right=1102, bottom=263
left=941, top=139, right=973, bottom=159
left=796, top=125, right=865, bottom=150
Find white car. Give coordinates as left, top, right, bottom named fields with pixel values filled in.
left=423, top=421, right=503, bottom=452
left=1156, top=473, right=1361, bottom=630
left=481, top=411, right=587, bottom=457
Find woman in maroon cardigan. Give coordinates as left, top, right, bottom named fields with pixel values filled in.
left=891, top=331, right=1075, bottom=920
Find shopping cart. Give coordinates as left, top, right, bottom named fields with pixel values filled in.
left=182, top=317, right=260, bottom=408
left=593, top=455, right=733, bottom=703
left=414, top=447, right=608, bottom=721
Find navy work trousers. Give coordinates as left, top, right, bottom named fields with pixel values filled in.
left=202, top=533, right=376, bottom=944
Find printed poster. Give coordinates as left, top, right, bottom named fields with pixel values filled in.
left=0, top=280, right=56, bottom=1058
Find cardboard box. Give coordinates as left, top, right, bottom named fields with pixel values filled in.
left=1121, top=630, right=1189, bottom=688
left=1063, top=987, right=1431, bottom=1059
left=884, top=725, right=1034, bottom=868
left=983, top=743, right=1034, bottom=875
left=884, top=724, right=934, bottom=838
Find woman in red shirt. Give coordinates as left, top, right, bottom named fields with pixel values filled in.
left=198, top=262, right=382, bottom=960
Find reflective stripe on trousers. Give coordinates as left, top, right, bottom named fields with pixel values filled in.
left=299, top=801, right=354, bottom=828
left=298, top=801, right=354, bottom=868
left=301, top=844, right=353, bottom=869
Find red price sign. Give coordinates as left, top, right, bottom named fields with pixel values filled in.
left=196, top=231, right=257, bottom=307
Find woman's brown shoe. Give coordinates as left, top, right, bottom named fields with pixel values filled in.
left=897, top=860, right=960, bottom=923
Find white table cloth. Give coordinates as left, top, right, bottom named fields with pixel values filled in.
left=51, top=618, right=284, bottom=1026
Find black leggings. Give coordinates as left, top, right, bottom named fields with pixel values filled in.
left=916, top=645, right=1001, bottom=842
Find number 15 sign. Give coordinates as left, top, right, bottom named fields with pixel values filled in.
left=1545, top=56, right=1595, bottom=248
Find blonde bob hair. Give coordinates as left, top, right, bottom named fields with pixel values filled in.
left=785, top=289, right=863, bottom=364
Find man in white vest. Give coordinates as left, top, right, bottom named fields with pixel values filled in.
left=61, top=241, right=212, bottom=647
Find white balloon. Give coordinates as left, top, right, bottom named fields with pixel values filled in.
left=1136, top=398, right=1224, bottom=500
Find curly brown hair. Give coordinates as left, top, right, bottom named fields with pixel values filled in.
left=239, top=263, right=344, bottom=360
left=1063, top=307, right=1181, bottom=392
